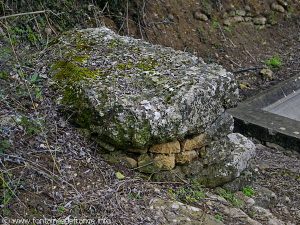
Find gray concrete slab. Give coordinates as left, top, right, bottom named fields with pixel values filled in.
left=228, top=75, right=300, bottom=152
left=264, top=89, right=300, bottom=122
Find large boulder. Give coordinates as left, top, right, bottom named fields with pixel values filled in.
left=46, top=27, right=255, bottom=187
left=48, top=27, right=238, bottom=150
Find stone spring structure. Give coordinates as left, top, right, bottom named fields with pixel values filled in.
left=48, top=27, right=256, bottom=187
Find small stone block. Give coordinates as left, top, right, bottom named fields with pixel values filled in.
left=149, top=141, right=181, bottom=154
left=175, top=151, right=198, bottom=165
left=182, top=134, right=207, bottom=151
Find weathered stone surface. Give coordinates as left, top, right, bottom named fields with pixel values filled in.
left=46, top=27, right=256, bottom=187
left=253, top=17, right=267, bottom=25
left=153, top=154, right=175, bottom=170
left=176, top=150, right=198, bottom=164
left=137, top=153, right=175, bottom=172
left=271, top=3, right=285, bottom=13
left=153, top=133, right=256, bottom=187
left=277, top=0, right=288, bottom=7
left=181, top=134, right=207, bottom=151
left=224, top=16, right=244, bottom=26
left=150, top=198, right=223, bottom=225
left=149, top=140, right=181, bottom=154
left=194, top=11, right=209, bottom=21
left=205, top=112, right=234, bottom=141
left=137, top=154, right=160, bottom=173
left=260, top=68, right=273, bottom=80
left=123, top=156, right=137, bottom=168
left=224, top=133, right=256, bottom=177
left=49, top=27, right=239, bottom=150
left=235, top=9, right=246, bottom=17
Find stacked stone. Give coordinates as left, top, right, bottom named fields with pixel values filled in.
left=223, top=1, right=288, bottom=27
left=133, top=133, right=206, bottom=173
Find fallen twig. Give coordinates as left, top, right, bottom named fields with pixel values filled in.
left=233, top=66, right=264, bottom=74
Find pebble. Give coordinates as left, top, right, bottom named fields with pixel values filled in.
left=260, top=68, right=273, bottom=80
left=124, top=156, right=138, bottom=168
left=171, top=203, right=180, bottom=210
left=167, top=14, right=175, bottom=22
left=245, top=5, right=251, bottom=12
left=236, top=9, right=246, bottom=16
left=284, top=196, right=291, bottom=203
left=246, top=198, right=256, bottom=207
left=271, top=3, right=285, bottom=13
left=194, top=11, right=209, bottom=21
left=253, top=17, right=267, bottom=25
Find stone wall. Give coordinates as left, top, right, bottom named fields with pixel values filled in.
left=46, top=27, right=256, bottom=187
left=222, top=1, right=290, bottom=27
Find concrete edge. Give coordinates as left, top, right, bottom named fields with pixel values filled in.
left=228, top=75, right=300, bottom=152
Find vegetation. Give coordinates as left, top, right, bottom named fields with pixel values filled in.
left=242, top=186, right=255, bottom=197
left=217, top=188, right=244, bottom=208
left=214, top=213, right=224, bottom=222
left=168, top=181, right=206, bottom=204
left=265, top=55, right=283, bottom=69
left=0, top=139, right=10, bottom=154
left=1, top=173, right=15, bottom=216
left=18, top=116, right=42, bottom=136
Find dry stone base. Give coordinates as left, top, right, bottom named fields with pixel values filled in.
left=103, top=113, right=255, bottom=187
left=152, top=133, right=256, bottom=187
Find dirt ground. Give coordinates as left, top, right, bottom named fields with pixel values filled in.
left=113, top=0, right=300, bottom=100
left=1, top=0, right=300, bottom=224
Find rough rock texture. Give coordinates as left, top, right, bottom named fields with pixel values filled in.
left=149, top=140, right=181, bottom=154
left=150, top=198, right=223, bottom=225
left=181, top=134, right=207, bottom=151
left=175, top=150, right=198, bottom=164
left=47, top=27, right=256, bottom=187
left=49, top=27, right=238, bottom=150
left=153, top=133, right=256, bottom=187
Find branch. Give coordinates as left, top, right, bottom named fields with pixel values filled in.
left=233, top=66, right=264, bottom=74
left=0, top=10, right=59, bottom=20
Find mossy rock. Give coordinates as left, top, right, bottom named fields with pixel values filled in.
left=47, top=27, right=238, bottom=150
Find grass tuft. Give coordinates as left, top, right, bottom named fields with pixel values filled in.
left=265, top=55, right=282, bottom=69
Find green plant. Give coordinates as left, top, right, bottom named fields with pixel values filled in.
left=215, top=213, right=223, bottom=222
left=57, top=205, right=65, bottom=213
left=29, top=73, right=40, bottom=84
left=224, top=26, right=232, bottom=33
left=265, top=55, right=282, bottom=69
left=268, top=12, right=278, bottom=25
left=128, top=192, right=142, bottom=200
left=168, top=181, right=206, bottom=204
left=212, top=19, right=220, bottom=29
left=196, top=26, right=208, bottom=43
left=34, top=87, right=43, bottom=101
left=0, top=173, right=14, bottom=210
left=242, top=186, right=255, bottom=197
left=217, top=188, right=244, bottom=208
left=0, top=139, right=11, bottom=154
left=18, top=116, right=41, bottom=135
left=0, top=71, right=9, bottom=80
